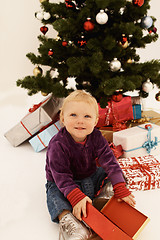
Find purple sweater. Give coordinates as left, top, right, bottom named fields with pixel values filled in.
left=45, top=127, right=125, bottom=198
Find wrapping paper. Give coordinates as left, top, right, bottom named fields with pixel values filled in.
left=4, top=95, right=63, bottom=147
left=113, top=123, right=160, bottom=157
left=29, top=121, right=61, bottom=152
left=117, top=155, right=160, bottom=191
left=142, top=110, right=160, bottom=126
left=105, top=96, right=134, bottom=126
left=96, top=96, right=134, bottom=128
left=132, top=104, right=141, bottom=119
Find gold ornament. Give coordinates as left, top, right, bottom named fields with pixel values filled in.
left=41, top=91, right=48, bottom=96
left=33, top=66, right=43, bottom=76
left=126, top=59, right=133, bottom=64
left=39, top=0, right=48, bottom=3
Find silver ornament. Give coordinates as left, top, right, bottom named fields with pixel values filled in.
left=142, top=79, right=153, bottom=93
left=43, top=12, right=51, bottom=20
left=110, top=58, right=121, bottom=72
left=96, top=10, right=108, bottom=25
left=36, top=12, right=44, bottom=20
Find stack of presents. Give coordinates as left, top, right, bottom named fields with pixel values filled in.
left=4, top=93, right=160, bottom=239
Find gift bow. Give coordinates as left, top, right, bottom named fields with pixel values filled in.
left=142, top=126, right=158, bottom=154
left=124, top=125, right=159, bottom=154
left=29, top=103, right=43, bottom=113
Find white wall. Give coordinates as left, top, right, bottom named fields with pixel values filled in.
left=0, top=0, right=160, bottom=107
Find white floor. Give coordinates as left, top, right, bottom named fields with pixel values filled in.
left=1, top=87, right=160, bottom=240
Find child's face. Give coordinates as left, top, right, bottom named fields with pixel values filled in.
left=61, top=100, right=98, bottom=142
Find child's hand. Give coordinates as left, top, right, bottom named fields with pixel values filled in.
left=118, top=193, right=136, bottom=207
left=72, top=196, right=92, bottom=221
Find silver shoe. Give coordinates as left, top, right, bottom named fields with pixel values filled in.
left=59, top=213, right=92, bottom=240
left=93, top=182, right=114, bottom=211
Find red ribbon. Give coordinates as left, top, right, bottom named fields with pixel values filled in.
left=121, top=158, right=160, bottom=190
left=28, top=97, right=50, bottom=113
left=29, top=103, right=42, bottom=113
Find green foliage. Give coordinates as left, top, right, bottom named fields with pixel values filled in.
left=17, top=0, right=160, bottom=106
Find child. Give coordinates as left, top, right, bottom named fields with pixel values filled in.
left=45, top=90, right=135, bottom=240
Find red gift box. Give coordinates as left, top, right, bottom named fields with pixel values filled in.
left=117, top=155, right=160, bottom=191
left=106, top=96, right=133, bottom=126
left=96, top=96, right=133, bottom=128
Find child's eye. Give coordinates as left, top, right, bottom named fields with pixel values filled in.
left=70, top=113, right=76, bottom=117
left=85, top=115, right=91, bottom=118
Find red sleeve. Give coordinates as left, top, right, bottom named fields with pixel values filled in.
left=113, top=182, right=131, bottom=199
left=67, top=188, right=86, bottom=207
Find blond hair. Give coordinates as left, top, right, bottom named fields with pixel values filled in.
left=60, top=90, right=99, bottom=122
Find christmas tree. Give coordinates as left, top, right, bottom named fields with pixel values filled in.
left=17, top=0, right=160, bottom=107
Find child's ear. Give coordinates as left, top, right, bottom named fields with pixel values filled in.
left=60, top=112, right=64, bottom=124
left=94, top=117, right=99, bottom=126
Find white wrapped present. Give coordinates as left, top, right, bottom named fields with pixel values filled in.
left=113, top=123, right=160, bottom=157
left=4, top=95, right=63, bottom=147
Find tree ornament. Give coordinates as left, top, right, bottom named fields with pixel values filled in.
left=119, top=34, right=129, bottom=48
left=33, top=66, right=43, bottom=76
left=40, top=26, right=48, bottom=35
left=36, top=12, right=44, bottom=20
left=155, top=91, right=160, bottom=101
left=142, top=79, right=153, bottom=93
left=77, top=35, right=87, bottom=47
left=132, top=0, right=144, bottom=7
left=39, top=0, right=48, bottom=2
left=65, top=0, right=76, bottom=8
left=110, top=58, right=121, bottom=72
left=43, top=12, right=51, bottom=20
left=141, top=16, right=153, bottom=29
left=96, top=10, right=108, bottom=25
left=148, top=27, right=157, bottom=34
left=48, top=49, right=54, bottom=56
left=41, top=91, right=48, bottom=96
left=111, top=90, right=123, bottom=102
left=126, top=58, right=133, bottom=63
left=83, top=18, right=95, bottom=31
left=62, top=41, right=68, bottom=46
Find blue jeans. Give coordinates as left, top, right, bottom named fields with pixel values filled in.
left=45, top=167, right=109, bottom=223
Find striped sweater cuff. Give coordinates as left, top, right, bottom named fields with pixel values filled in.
left=113, top=182, right=131, bottom=199
left=67, top=188, right=86, bottom=207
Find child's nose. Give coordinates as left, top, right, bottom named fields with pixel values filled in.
left=77, top=117, right=84, bottom=123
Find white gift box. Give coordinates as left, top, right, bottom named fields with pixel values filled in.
left=113, top=123, right=160, bottom=157
left=4, top=96, right=63, bottom=147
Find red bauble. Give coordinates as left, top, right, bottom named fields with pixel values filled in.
left=145, top=124, right=152, bottom=130
left=65, top=0, right=76, bottom=8
left=132, top=0, right=144, bottom=7
left=148, top=27, right=157, bottom=34
left=83, top=18, right=94, bottom=31
left=111, top=93, right=123, bottom=102
left=40, top=26, right=48, bottom=35
left=62, top=41, right=68, bottom=46
left=48, top=49, right=54, bottom=56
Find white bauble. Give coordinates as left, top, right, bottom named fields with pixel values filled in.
left=43, top=12, right=51, bottom=20
left=142, top=79, right=153, bottom=93
left=96, top=10, right=108, bottom=25
left=36, top=12, right=44, bottom=20
left=110, top=58, right=121, bottom=72
left=141, top=16, right=153, bottom=29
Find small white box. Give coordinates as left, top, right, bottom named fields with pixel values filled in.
left=113, top=123, right=160, bottom=157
